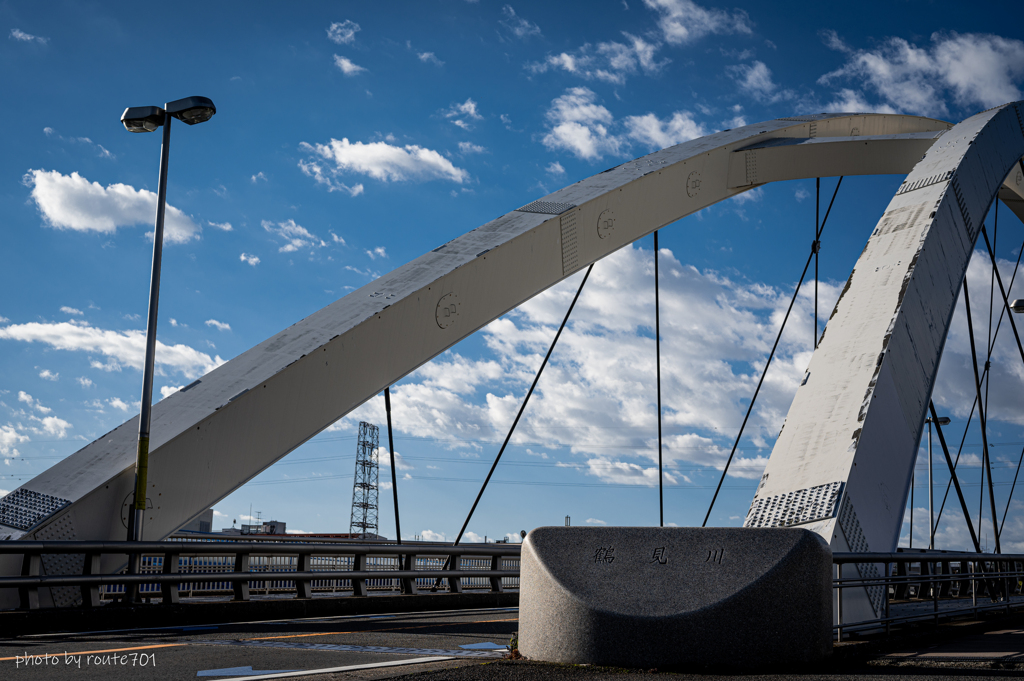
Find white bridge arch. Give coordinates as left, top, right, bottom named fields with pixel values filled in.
left=3, top=104, right=1024, bottom=614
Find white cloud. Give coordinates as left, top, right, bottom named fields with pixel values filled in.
left=263, top=219, right=325, bottom=254
left=418, top=52, right=444, bottom=66
left=38, top=369, right=58, bottom=381
left=0, top=321, right=223, bottom=379
left=76, top=376, right=93, bottom=388
left=108, top=397, right=131, bottom=412
left=542, top=87, right=622, bottom=160
left=240, top=253, right=260, bottom=267
left=643, top=0, right=752, bottom=45
left=527, top=33, right=667, bottom=85
left=0, top=425, right=29, bottom=459
left=169, top=318, right=184, bottom=328
left=43, top=128, right=113, bottom=159
left=60, top=306, right=84, bottom=316
left=586, top=518, right=607, bottom=525
left=727, top=61, right=794, bottom=102
left=458, top=141, right=487, bottom=154
left=333, top=55, right=367, bottom=76
left=330, top=232, right=346, bottom=245
left=205, top=319, right=231, bottom=332
left=18, top=391, right=51, bottom=414
left=420, top=529, right=446, bottom=542
left=160, top=385, right=181, bottom=399
left=327, top=20, right=360, bottom=45
left=208, top=221, right=233, bottom=232
left=251, top=172, right=267, bottom=184
left=542, top=88, right=702, bottom=160
left=366, top=247, right=387, bottom=260
left=623, top=111, right=705, bottom=149
left=546, top=162, right=565, bottom=176
left=300, top=138, right=469, bottom=185
left=24, top=169, right=200, bottom=244
left=443, top=98, right=483, bottom=129
left=818, top=31, right=1024, bottom=116
left=463, top=531, right=485, bottom=542
left=9, top=28, right=48, bottom=44
left=500, top=5, right=541, bottom=39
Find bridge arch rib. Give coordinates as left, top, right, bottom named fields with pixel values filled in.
left=2, top=106, right=1024, bottom=608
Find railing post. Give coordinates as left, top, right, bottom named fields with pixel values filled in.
left=19, top=551, right=41, bottom=610
left=448, top=553, right=462, bottom=594
left=296, top=552, right=312, bottom=599
left=894, top=559, right=909, bottom=600
left=402, top=553, right=418, bottom=595
left=932, top=559, right=939, bottom=624
left=971, top=561, right=977, bottom=615
left=884, top=561, right=890, bottom=636
left=233, top=552, right=250, bottom=602
left=836, top=562, right=843, bottom=642
left=489, top=553, right=504, bottom=593
left=352, top=553, right=367, bottom=597
left=162, top=552, right=180, bottom=605
left=80, top=552, right=101, bottom=608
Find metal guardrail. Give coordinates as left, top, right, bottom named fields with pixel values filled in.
left=834, top=550, right=1024, bottom=640
left=0, top=540, right=521, bottom=610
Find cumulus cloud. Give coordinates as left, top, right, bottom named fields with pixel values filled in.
left=546, top=162, right=565, bottom=176
left=238, top=253, right=259, bottom=267
left=76, top=377, right=93, bottom=388
left=38, top=369, right=58, bottom=381
left=527, top=33, right=668, bottom=85
left=24, top=170, right=200, bottom=243
left=19, top=391, right=50, bottom=414
left=327, top=20, right=360, bottom=45
left=443, top=98, right=483, bottom=130
left=205, top=319, right=231, bottom=332
left=643, top=0, right=752, bottom=45
left=418, top=52, right=444, bottom=66
left=251, top=172, right=267, bottom=184
left=333, top=55, right=367, bottom=76
left=727, top=61, right=794, bottom=102
left=818, top=31, right=1024, bottom=117
left=366, top=246, right=387, bottom=260
left=542, top=88, right=704, bottom=160
left=500, top=5, right=541, bottom=40
left=0, top=425, right=29, bottom=459
left=262, top=220, right=326, bottom=253
left=209, top=221, right=233, bottom=231
left=60, top=306, right=83, bottom=316
left=108, top=397, right=131, bottom=411
left=0, top=320, right=223, bottom=379
left=332, top=244, right=840, bottom=488
left=300, top=138, right=469, bottom=185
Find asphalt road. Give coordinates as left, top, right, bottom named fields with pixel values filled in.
left=4, top=607, right=1024, bottom=680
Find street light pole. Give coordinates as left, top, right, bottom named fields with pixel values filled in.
left=924, top=415, right=950, bottom=550
left=129, top=111, right=172, bottom=544
left=120, top=97, right=216, bottom=547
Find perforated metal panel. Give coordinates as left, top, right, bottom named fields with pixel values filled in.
left=34, top=513, right=83, bottom=608
left=838, top=498, right=885, bottom=617
left=743, top=481, right=843, bottom=528
left=559, top=211, right=579, bottom=275
left=517, top=200, right=577, bottom=215
left=0, top=488, right=71, bottom=530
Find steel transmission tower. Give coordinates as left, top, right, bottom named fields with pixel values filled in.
left=349, top=421, right=380, bottom=538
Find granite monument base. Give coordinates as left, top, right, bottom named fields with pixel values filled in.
left=519, top=527, right=831, bottom=670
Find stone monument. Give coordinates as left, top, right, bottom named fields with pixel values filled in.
left=518, top=526, right=831, bottom=669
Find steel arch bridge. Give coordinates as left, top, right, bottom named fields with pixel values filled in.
left=3, top=103, right=1024, bottom=617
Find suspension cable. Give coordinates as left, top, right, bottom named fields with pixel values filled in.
left=655, top=231, right=664, bottom=527
left=384, top=387, right=401, bottom=545
left=702, top=178, right=843, bottom=527
left=814, top=178, right=820, bottom=349
left=449, top=264, right=594, bottom=548
left=930, top=401, right=982, bottom=552
left=962, top=277, right=1002, bottom=553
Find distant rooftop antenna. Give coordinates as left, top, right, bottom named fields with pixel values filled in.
left=350, top=421, right=380, bottom=539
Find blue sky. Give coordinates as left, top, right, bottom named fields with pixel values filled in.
left=2, top=1, right=1024, bottom=549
